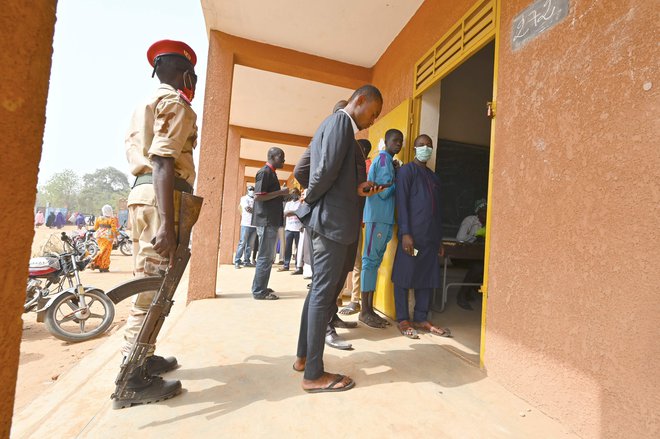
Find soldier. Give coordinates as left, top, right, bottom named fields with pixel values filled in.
left=116, top=40, right=198, bottom=408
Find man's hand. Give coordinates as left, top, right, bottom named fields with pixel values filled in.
left=438, top=245, right=445, bottom=259
left=402, top=234, right=415, bottom=256
left=357, top=181, right=386, bottom=197
left=246, top=207, right=254, bottom=213
left=153, top=224, right=177, bottom=267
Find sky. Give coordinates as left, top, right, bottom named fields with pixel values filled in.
left=39, top=0, right=209, bottom=186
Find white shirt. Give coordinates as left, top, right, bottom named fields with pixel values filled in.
left=456, top=215, right=482, bottom=243
left=339, top=109, right=359, bottom=134
left=240, top=195, right=255, bottom=227
left=284, top=200, right=302, bottom=232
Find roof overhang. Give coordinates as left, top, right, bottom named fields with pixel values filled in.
left=201, top=0, right=423, bottom=169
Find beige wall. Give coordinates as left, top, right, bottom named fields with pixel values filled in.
left=487, top=1, right=660, bottom=438
left=371, top=0, right=659, bottom=437
left=0, top=1, right=57, bottom=436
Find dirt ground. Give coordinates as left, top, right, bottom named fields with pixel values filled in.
left=15, top=225, right=135, bottom=412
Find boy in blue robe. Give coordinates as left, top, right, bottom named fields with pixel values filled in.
left=359, top=128, right=403, bottom=328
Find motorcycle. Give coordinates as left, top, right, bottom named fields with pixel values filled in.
left=113, top=225, right=132, bottom=256
left=71, top=228, right=100, bottom=259
left=25, top=232, right=115, bottom=342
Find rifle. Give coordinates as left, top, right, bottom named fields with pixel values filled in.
left=111, top=192, right=203, bottom=402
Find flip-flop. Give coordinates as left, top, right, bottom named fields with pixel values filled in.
left=254, top=293, right=279, bottom=300
left=338, top=302, right=360, bottom=315
left=292, top=363, right=304, bottom=372
left=398, top=321, right=419, bottom=339
left=304, top=375, right=355, bottom=393
left=332, top=318, right=358, bottom=329
left=414, top=321, right=452, bottom=338
left=431, top=327, right=452, bottom=338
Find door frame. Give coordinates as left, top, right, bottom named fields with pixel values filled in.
left=410, top=0, right=502, bottom=369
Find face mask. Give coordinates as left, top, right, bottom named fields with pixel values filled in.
left=181, top=87, right=194, bottom=102
left=180, top=71, right=196, bottom=102
left=248, top=190, right=254, bottom=197
left=414, top=146, right=433, bottom=162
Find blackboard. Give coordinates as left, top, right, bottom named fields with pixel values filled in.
left=434, top=139, right=490, bottom=239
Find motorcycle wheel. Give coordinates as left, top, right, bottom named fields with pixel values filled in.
left=119, top=240, right=132, bottom=256
left=86, top=242, right=100, bottom=258
left=44, top=289, right=115, bottom=343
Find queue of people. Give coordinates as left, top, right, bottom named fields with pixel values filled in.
left=237, top=86, right=459, bottom=393
left=114, top=38, right=487, bottom=406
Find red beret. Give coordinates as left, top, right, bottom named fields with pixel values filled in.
left=147, top=40, right=197, bottom=67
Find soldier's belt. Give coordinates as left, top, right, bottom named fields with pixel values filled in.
left=133, top=173, right=193, bottom=194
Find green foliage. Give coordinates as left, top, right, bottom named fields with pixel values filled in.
left=38, top=167, right=130, bottom=214
left=39, top=169, right=80, bottom=209
left=78, top=167, right=131, bottom=214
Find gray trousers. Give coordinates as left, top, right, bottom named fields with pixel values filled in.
left=296, top=230, right=348, bottom=380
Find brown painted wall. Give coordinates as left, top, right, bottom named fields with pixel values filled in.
left=371, top=0, right=659, bottom=437
left=217, top=128, right=241, bottom=265
left=487, top=1, right=659, bottom=438
left=0, top=0, right=57, bottom=436
left=188, top=32, right=234, bottom=301
left=372, top=0, right=476, bottom=116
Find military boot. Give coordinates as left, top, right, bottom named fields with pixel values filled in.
left=145, top=355, right=179, bottom=375
left=112, top=365, right=182, bottom=409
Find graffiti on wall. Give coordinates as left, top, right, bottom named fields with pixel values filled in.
left=512, top=0, right=569, bottom=50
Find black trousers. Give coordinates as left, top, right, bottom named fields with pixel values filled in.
left=296, top=231, right=348, bottom=380
left=458, top=261, right=484, bottom=299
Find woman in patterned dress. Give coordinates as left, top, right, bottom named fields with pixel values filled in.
left=92, top=205, right=118, bottom=272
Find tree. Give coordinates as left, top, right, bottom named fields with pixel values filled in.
left=40, top=169, right=80, bottom=209
left=77, top=167, right=130, bottom=214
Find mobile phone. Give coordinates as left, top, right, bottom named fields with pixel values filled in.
left=362, top=182, right=393, bottom=193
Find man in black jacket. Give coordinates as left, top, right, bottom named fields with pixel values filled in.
left=293, top=85, right=383, bottom=393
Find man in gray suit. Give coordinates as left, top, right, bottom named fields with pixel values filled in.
left=293, top=85, right=383, bottom=393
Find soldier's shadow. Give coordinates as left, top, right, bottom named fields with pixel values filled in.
left=138, top=343, right=485, bottom=429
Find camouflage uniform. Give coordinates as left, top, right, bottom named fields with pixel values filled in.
left=122, top=83, right=197, bottom=356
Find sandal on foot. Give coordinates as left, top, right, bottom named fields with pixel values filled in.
left=359, top=313, right=387, bottom=329
left=413, top=321, right=452, bottom=337
left=254, top=293, right=279, bottom=300
left=304, top=375, right=355, bottom=393
left=338, top=301, right=360, bottom=315
left=293, top=363, right=304, bottom=372
left=398, top=320, right=419, bottom=339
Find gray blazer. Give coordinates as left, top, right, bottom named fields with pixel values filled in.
left=299, top=111, right=358, bottom=245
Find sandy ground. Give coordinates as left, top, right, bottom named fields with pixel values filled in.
left=15, top=225, right=135, bottom=412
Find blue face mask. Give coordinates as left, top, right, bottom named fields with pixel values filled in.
left=414, top=146, right=433, bottom=162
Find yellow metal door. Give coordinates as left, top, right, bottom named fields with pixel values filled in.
left=367, top=99, right=411, bottom=318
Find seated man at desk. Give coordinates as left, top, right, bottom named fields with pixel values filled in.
left=456, top=200, right=487, bottom=310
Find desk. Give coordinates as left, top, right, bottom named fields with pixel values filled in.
left=432, top=240, right=485, bottom=313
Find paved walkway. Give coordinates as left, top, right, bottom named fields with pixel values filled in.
left=12, top=265, right=577, bottom=438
